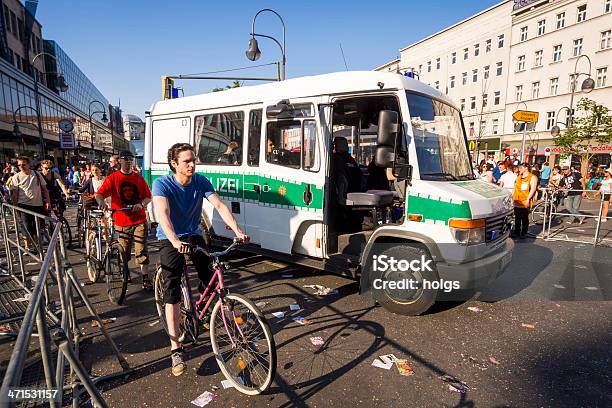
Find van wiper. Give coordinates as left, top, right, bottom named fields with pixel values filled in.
left=427, top=172, right=459, bottom=181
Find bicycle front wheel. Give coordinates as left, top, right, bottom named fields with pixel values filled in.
left=86, top=231, right=100, bottom=283
left=210, top=293, right=276, bottom=395
left=105, top=242, right=128, bottom=305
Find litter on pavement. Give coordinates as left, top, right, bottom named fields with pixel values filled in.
left=292, top=316, right=311, bottom=325
left=584, top=286, right=599, bottom=291
left=467, top=307, right=482, bottom=312
left=221, top=377, right=245, bottom=389
left=310, top=336, right=325, bottom=347
left=289, top=304, right=300, bottom=311
left=255, top=301, right=269, bottom=308
left=440, top=374, right=470, bottom=393
left=371, top=354, right=400, bottom=370
left=303, top=284, right=338, bottom=296
left=148, top=320, right=159, bottom=327
left=191, top=391, right=217, bottom=407
left=489, top=357, right=500, bottom=365
left=553, top=284, right=566, bottom=289
left=91, top=318, right=116, bottom=327
left=521, top=323, right=535, bottom=329
left=12, top=293, right=31, bottom=302
left=395, top=359, right=414, bottom=376
left=272, top=311, right=285, bottom=319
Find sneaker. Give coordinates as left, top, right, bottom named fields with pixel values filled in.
left=578, top=217, right=586, bottom=225
left=602, top=218, right=607, bottom=223
left=171, top=350, right=186, bottom=376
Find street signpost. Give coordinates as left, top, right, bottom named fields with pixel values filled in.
left=513, top=109, right=539, bottom=163
left=59, top=131, right=76, bottom=149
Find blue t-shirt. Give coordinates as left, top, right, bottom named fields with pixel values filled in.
left=152, top=173, right=216, bottom=241
left=540, top=165, right=551, bottom=180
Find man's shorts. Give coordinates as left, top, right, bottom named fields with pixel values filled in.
left=158, top=235, right=212, bottom=305
left=115, top=222, right=149, bottom=265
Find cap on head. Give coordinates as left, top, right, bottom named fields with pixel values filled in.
left=562, top=165, right=570, bottom=170
left=119, top=150, right=134, bottom=159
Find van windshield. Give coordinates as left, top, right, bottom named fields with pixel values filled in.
left=406, top=92, right=474, bottom=181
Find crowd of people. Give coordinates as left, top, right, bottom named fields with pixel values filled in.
left=474, top=155, right=612, bottom=238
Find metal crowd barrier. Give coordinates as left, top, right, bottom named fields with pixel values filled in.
left=0, top=202, right=131, bottom=407
left=532, top=188, right=610, bottom=246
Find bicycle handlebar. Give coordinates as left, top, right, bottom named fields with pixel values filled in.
left=184, top=237, right=244, bottom=259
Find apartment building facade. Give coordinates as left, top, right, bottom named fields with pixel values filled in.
left=376, top=0, right=612, bottom=168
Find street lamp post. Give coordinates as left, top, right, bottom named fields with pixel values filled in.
left=31, top=52, right=69, bottom=159
left=12, top=106, right=40, bottom=154
left=245, top=8, right=286, bottom=81
left=567, top=55, right=595, bottom=127
left=88, top=100, right=108, bottom=162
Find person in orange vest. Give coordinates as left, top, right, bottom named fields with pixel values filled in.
left=512, top=163, right=538, bottom=239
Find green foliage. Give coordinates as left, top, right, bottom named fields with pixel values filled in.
left=553, top=98, right=612, bottom=152
left=212, top=81, right=242, bottom=92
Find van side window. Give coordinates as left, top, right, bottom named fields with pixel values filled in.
left=302, top=120, right=319, bottom=171
left=247, top=109, right=262, bottom=166
left=152, top=117, right=190, bottom=163
left=194, top=111, right=244, bottom=165
left=266, top=121, right=301, bottom=169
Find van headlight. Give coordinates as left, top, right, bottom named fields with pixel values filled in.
left=449, top=219, right=486, bottom=246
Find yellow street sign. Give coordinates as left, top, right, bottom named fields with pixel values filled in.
left=468, top=140, right=476, bottom=151
left=512, top=110, right=539, bottom=123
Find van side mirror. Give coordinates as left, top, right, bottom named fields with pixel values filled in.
left=375, top=110, right=399, bottom=167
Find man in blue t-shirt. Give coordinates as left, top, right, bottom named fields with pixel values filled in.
left=152, top=142, right=248, bottom=377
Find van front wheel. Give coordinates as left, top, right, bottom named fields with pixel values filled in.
left=370, top=245, right=438, bottom=316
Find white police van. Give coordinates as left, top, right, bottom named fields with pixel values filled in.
left=144, top=71, right=514, bottom=315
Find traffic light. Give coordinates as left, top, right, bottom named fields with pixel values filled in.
left=162, top=76, right=175, bottom=100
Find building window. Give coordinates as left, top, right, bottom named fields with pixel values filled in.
left=556, top=12, right=565, bottom=29
left=492, top=119, right=499, bottom=135
left=573, top=38, right=583, bottom=56
left=474, top=43, right=480, bottom=56
left=470, top=97, right=476, bottom=109
left=3, top=5, right=10, bottom=34
left=472, top=69, right=478, bottom=83
left=537, top=20, right=546, bottom=36
left=462, top=72, right=467, bottom=85
left=10, top=11, right=16, bottom=36
left=464, top=48, right=469, bottom=60
left=482, top=93, right=488, bottom=107
left=484, top=65, right=490, bottom=79
left=517, top=55, right=526, bottom=71
left=597, top=67, right=608, bottom=87
left=520, top=26, right=528, bottom=42
left=480, top=120, right=486, bottom=133
left=17, top=18, right=23, bottom=42
left=498, top=34, right=504, bottom=48
left=553, top=44, right=562, bottom=62
left=436, top=58, right=440, bottom=70
left=550, top=77, right=559, bottom=95
left=516, top=85, right=523, bottom=101
left=601, top=30, right=611, bottom=50
left=434, top=81, right=439, bottom=90
left=451, top=52, right=456, bottom=64
left=496, top=62, right=503, bottom=76
left=427, top=61, right=431, bottom=72
left=606, top=0, right=611, bottom=13
left=534, top=50, right=543, bottom=67
left=577, top=4, right=587, bottom=22
left=546, top=112, right=555, bottom=130
left=494, top=91, right=501, bottom=105
left=460, top=98, right=465, bottom=111
left=532, top=81, right=540, bottom=99
left=450, top=76, right=455, bottom=88
left=486, top=39, right=491, bottom=52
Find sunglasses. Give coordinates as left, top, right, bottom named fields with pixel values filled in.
left=120, top=156, right=134, bottom=160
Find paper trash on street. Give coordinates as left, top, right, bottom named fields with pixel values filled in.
left=303, top=284, right=338, bottom=296
left=272, top=311, right=285, bottom=319
left=289, top=304, right=300, bottom=311
left=310, top=336, right=325, bottom=347
left=380, top=354, right=399, bottom=364
left=371, top=358, right=393, bottom=370
left=467, top=307, right=482, bottom=312
left=292, top=316, right=311, bottom=325
left=395, top=359, right=414, bottom=376
left=191, top=391, right=217, bottom=407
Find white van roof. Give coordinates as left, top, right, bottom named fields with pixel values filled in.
left=148, top=71, right=456, bottom=116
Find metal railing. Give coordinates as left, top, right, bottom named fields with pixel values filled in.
left=0, top=203, right=131, bottom=407
left=533, top=188, right=610, bottom=246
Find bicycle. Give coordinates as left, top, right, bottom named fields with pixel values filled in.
left=531, top=189, right=563, bottom=225
left=49, top=200, right=72, bottom=249
left=153, top=238, right=276, bottom=395
left=85, top=208, right=130, bottom=305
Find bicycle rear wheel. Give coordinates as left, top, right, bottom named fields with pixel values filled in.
left=86, top=231, right=100, bottom=283
left=154, top=267, right=199, bottom=344
left=76, top=212, right=85, bottom=248
left=105, top=241, right=128, bottom=305
left=59, top=216, right=72, bottom=249
left=210, top=293, right=276, bottom=395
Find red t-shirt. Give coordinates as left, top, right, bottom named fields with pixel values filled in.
left=96, top=171, right=151, bottom=227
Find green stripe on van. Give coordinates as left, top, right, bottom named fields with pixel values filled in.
left=407, top=194, right=471, bottom=225
left=143, top=169, right=324, bottom=211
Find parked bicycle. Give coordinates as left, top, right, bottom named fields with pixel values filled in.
left=531, top=189, right=563, bottom=225
left=153, top=238, right=276, bottom=395
left=49, top=200, right=71, bottom=248
left=85, top=208, right=130, bottom=305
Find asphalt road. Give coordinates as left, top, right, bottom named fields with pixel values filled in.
left=67, top=234, right=611, bottom=408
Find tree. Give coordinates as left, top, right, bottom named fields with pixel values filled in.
left=553, top=98, right=612, bottom=179
left=212, top=80, right=242, bottom=92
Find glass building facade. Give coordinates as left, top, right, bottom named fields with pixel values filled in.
left=0, top=40, right=126, bottom=165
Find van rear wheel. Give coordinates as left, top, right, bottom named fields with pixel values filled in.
left=371, top=245, right=438, bottom=316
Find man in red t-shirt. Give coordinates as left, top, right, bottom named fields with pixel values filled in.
left=95, top=150, right=153, bottom=289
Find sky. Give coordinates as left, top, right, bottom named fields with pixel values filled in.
left=35, top=0, right=500, bottom=118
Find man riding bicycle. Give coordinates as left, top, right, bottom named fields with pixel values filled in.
left=40, top=160, right=71, bottom=216
left=152, top=142, right=248, bottom=377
